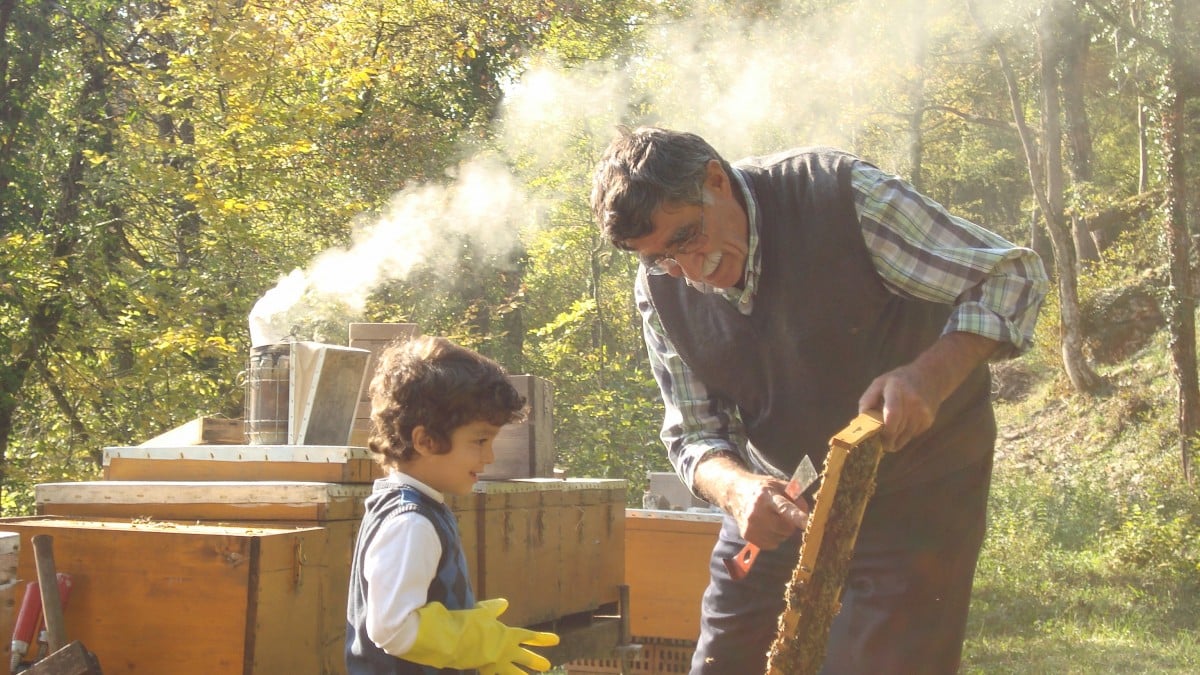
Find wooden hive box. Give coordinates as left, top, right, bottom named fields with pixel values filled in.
left=0, top=518, right=329, bottom=675
left=0, top=532, right=17, bottom=672
left=624, top=509, right=722, bottom=641
left=557, top=480, right=625, bottom=616
left=480, top=375, right=555, bottom=480
left=30, top=478, right=625, bottom=671
left=348, top=323, right=421, bottom=447
left=460, top=479, right=625, bottom=627
left=102, top=445, right=380, bottom=483
left=34, top=481, right=370, bottom=675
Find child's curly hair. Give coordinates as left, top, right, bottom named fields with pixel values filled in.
left=368, top=335, right=527, bottom=469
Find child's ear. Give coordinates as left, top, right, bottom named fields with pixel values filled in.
left=411, top=425, right=436, bottom=457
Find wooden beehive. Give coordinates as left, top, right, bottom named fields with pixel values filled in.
left=34, top=481, right=368, bottom=675
left=0, top=518, right=330, bottom=675
left=31, top=476, right=627, bottom=671
left=625, top=509, right=722, bottom=641
left=480, top=375, right=555, bottom=480
left=452, top=479, right=624, bottom=628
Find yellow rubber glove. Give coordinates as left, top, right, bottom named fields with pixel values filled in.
left=404, top=598, right=559, bottom=672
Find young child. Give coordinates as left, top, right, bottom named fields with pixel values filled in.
left=346, top=335, right=559, bottom=674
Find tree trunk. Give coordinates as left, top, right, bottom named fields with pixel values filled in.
left=1060, top=14, right=1101, bottom=263
left=905, top=1, right=928, bottom=191
left=1162, top=0, right=1197, bottom=484
left=1036, top=1, right=1104, bottom=393
left=1137, top=98, right=1150, bottom=194
left=970, top=0, right=1103, bottom=393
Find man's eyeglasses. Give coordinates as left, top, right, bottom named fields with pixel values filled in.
left=642, top=207, right=708, bottom=275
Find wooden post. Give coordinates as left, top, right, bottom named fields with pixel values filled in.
left=31, top=535, right=67, bottom=655
left=764, top=412, right=885, bottom=675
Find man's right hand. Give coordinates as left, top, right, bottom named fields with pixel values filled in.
left=694, top=453, right=809, bottom=550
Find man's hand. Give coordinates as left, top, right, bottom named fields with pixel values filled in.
left=858, top=331, right=1000, bottom=451
left=695, top=453, right=809, bottom=550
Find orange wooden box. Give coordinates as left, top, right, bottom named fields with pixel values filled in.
left=0, top=518, right=332, bottom=675
left=0, top=532, right=17, bottom=673
left=34, top=481, right=368, bottom=674
left=624, top=509, right=722, bottom=641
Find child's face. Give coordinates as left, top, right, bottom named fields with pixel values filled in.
left=410, top=420, right=502, bottom=495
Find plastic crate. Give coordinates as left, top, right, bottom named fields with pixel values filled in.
left=565, top=637, right=695, bottom=674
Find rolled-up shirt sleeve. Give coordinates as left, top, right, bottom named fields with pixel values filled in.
left=636, top=276, right=747, bottom=495
left=853, top=163, right=1049, bottom=358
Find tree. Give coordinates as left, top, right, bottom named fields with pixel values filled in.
left=968, top=0, right=1105, bottom=394
left=1087, top=0, right=1200, bottom=481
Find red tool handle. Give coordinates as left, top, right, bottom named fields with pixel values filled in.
left=724, top=542, right=761, bottom=580
left=10, top=580, right=43, bottom=670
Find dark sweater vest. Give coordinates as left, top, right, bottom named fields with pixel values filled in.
left=346, top=482, right=475, bottom=675
left=645, top=148, right=994, bottom=492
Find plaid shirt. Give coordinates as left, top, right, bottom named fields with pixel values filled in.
left=635, top=161, right=1049, bottom=491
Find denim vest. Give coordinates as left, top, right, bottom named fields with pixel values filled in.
left=346, top=481, right=475, bottom=675
left=645, top=148, right=994, bottom=493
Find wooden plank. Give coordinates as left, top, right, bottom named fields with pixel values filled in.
left=561, top=486, right=623, bottom=617
left=232, top=518, right=358, bottom=675
left=0, top=519, right=329, bottom=675
left=348, top=323, right=421, bottom=412
left=34, top=482, right=370, bottom=523
left=0, top=531, right=17, bottom=675
left=625, top=509, right=722, bottom=641
left=0, top=531, right=17, bottom=585
left=247, top=531, right=326, bottom=674
left=459, top=480, right=624, bottom=627
left=102, top=446, right=378, bottom=483
left=347, top=323, right=420, bottom=343
left=139, top=417, right=245, bottom=447
left=476, top=485, right=563, bottom=626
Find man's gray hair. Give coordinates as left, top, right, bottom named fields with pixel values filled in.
left=590, top=126, right=729, bottom=249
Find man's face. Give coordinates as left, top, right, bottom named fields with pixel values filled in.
left=625, top=161, right=749, bottom=290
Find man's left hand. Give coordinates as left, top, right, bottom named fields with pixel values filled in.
left=858, top=332, right=1002, bottom=451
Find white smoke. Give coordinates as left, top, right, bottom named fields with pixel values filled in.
left=251, top=0, right=988, bottom=345
left=249, top=156, right=531, bottom=346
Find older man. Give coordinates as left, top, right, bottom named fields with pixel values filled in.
left=591, top=126, right=1047, bottom=674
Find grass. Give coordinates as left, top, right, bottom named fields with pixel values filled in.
left=962, top=332, right=1200, bottom=673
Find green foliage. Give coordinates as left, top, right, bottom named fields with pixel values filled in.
left=1103, top=498, right=1200, bottom=582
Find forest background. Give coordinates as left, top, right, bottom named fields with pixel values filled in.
left=2, top=0, right=1199, bottom=669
